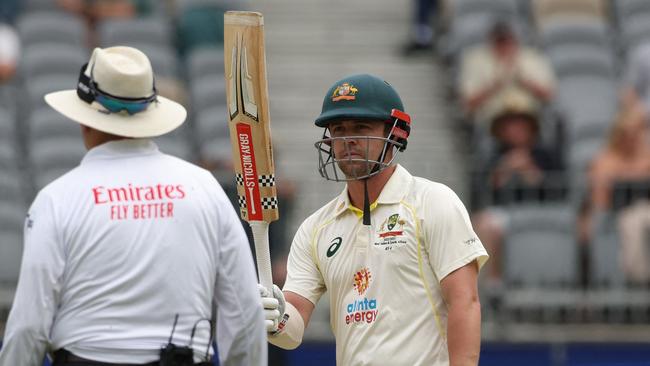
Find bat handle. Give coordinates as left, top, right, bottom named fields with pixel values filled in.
left=249, top=220, right=273, bottom=292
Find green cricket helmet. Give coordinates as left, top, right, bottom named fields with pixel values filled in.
left=314, top=74, right=412, bottom=182
left=315, top=73, right=411, bottom=151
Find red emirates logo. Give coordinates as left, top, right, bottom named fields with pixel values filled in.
left=91, top=183, right=186, bottom=220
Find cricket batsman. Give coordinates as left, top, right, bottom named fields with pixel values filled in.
left=259, top=73, right=489, bottom=365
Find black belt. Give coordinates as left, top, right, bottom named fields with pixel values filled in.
left=52, top=349, right=159, bottom=366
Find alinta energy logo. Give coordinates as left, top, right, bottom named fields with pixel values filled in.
left=345, top=267, right=378, bottom=325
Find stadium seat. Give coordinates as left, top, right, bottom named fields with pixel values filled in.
left=547, top=45, right=616, bottom=79
left=539, top=17, right=610, bottom=51
left=97, top=17, right=173, bottom=51
left=20, top=44, right=88, bottom=81
left=22, top=0, right=63, bottom=12
left=448, top=0, right=519, bottom=22
left=16, top=11, right=86, bottom=48
left=25, top=75, right=76, bottom=112
left=27, top=109, right=85, bottom=190
left=0, top=200, right=25, bottom=285
left=619, top=15, right=650, bottom=55
left=0, top=106, right=15, bottom=148
left=0, top=143, right=17, bottom=179
left=194, top=105, right=230, bottom=162
left=504, top=204, right=578, bottom=287
left=555, top=75, right=617, bottom=126
left=186, top=47, right=225, bottom=82
left=613, top=0, right=650, bottom=26
left=189, top=73, right=226, bottom=115
left=153, top=125, right=195, bottom=162
left=590, top=210, right=625, bottom=288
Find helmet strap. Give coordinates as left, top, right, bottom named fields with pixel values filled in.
left=363, top=178, right=371, bottom=226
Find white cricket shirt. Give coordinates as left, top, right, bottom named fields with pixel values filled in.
left=0, top=140, right=266, bottom=365
left=284, top=165, right=488, bottom=366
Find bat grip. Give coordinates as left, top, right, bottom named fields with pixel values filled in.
left=249, top=220, right=273, bottom=292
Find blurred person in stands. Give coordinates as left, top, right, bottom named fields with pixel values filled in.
left=56, top=0, right=154, bottom=47
left=587, top=99, right=650, bottom=284
left=472, top=91, right=562, bottom=295
left=459, top=20, right=556, bottom=126
left=0, top=23, right=19, bottom=84
left=0, top=22, right=19, bottom=110
left=402, top=0, right=438, bottom=55
left=622, top=42, right=650, bottom=115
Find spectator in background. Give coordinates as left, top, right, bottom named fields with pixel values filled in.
left=473, top=91, right=562, bottom=295
left=0, top=22, right=19, bottom=110
left=622, top=42, right=650, bottom=115
left=587, top=99, right=650, bottom=284
left=402, top=0, right=438, bottom=55
left=459, top=21, right=556, bottom=126
left=56, top=0, right=153, bottom=47
left=0, top=23, right=19, bottom=84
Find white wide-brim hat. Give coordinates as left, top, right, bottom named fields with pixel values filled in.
left=45, top=46, right=186, bottom=138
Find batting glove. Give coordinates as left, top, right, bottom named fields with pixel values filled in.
left=258, top=283, right=286, bottom=332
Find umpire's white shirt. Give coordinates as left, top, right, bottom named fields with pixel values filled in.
left=0, top=140, right=266, bottom=365
left=284, top=164, right=489, bottom=366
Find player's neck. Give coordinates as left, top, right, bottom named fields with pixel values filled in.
left=347, top=164, right=397, bottom=209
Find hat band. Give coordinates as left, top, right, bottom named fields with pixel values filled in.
left=76, top=63, right=158, bottom=115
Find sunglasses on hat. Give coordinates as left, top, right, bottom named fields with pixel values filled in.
left=76, top=63, right=158, bottom=115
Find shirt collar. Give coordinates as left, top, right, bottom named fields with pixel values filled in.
left=332, top=164, right=412, bottom=218
left=81, top=139, right=160, bottom=164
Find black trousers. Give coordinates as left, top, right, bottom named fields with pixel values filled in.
left=52, top=349, right=158, bottom=366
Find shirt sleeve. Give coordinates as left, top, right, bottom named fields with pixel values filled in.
left=0, top=192, right=64, bottom=366
left=459, top=48, right=486, bottom=100
left=520, top=49, right=556, bottom=91
left=211, top=187, right=267, bottom=366
left=458, top=49, right=482, bottom=98
left=423, top=185, right=489, bottom=282
left=282, top=220, right=326, bottom=306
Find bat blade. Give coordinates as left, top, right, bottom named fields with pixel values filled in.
left=224, top=11, right=278, bottom=291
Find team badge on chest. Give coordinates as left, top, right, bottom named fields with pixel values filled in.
left=375, top=213, right=409, bottom=251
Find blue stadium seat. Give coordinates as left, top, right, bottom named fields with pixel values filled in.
left=539, top=17, right=611, bottom=51
left=27, top=108, right=85, bottom=190
left=590, top=210, right=625, bottom=288
left=16, top=11, right=86, bottom=48
left=504, top=204, right=578, bottom=287
left=189, top=73, right=226, bottom=115
left=186, top=47, right=225, bottom=82
left=21, top=44, right=88, bottom=81
left=194, top=105, right=230, bottom=163
left=547, top=45, right=616, bottom=79
left=97, top=17, right=173, bottom=51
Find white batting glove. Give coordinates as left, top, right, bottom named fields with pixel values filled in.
left=258, top=283, right=286, bottom=332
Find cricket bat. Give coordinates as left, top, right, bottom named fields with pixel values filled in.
left=224, top=11, right=278, bottom=292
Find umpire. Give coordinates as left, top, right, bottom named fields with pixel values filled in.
left=0, top=46, right=266, bottom=365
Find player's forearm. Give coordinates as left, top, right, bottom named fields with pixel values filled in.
left=446, top=297, right=482, bottom=366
